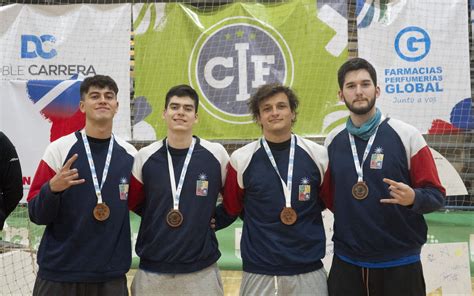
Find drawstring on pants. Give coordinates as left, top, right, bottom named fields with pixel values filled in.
left=274, top=275, right=278, bottom=295
left=361, top=267, right=370, bottom=296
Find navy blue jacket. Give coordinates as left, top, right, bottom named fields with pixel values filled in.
left=28, top=131, right=136, bottom=282
left=129, top=137, right=229, bottom=274
left=216, top=135, right=329, bottom=275
left=323, top=118, right=445, bottom=263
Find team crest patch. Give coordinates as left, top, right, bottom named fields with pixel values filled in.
left=119, top=177, right=129, bottom=200
left=298, top=177, right=311, bottom=201
left=196, top=173, right=209, bottom=197
left=370, top=147, right=384, bottom=169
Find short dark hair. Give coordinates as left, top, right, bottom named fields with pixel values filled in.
left=248, top=83, right=299, bottom=123
left=337, top=57, right=377, bottom=89
left=165, top=84, right=199, bottom=112
left=80, top=75, right=118, bottom=100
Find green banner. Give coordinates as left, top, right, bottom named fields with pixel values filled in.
left=133, top=1, right=347, bottom=139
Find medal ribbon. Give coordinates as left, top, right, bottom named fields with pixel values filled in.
left=81, top=130, right=114, bottom=204
left=348, top=126, right=379, bottom=183
left=166, top=137, right=196, bottom=210
left=261, top=134, right=295, bottom=208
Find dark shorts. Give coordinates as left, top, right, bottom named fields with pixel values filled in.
left=328, top=255, right=425, bottom=296
left=33, top=275, right=128, bottom=296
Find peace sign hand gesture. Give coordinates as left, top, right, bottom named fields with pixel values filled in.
left=49, top=154, right=85, bottom=193
left=380, top=178, right=415, bottom=206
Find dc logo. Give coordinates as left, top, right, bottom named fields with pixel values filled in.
left=394, top=27, right=431, bottom=62
left=189, top=17, right=294, bottom=124
left=21, top=34, right=57, bottom=59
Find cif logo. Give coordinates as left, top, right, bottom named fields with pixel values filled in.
left=21, top=34, right=57, bottom=59
left=394, top=27, right=431, bottom=62
left=189, top=17, right=294, bottom=124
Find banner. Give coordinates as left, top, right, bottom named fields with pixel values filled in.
left=0, top=4, right=132, bottom=139
left=357, top=0, right=471, bottom=134
left=0, top=4, right=131, bottom=198
left=0, top=80, right=51, bottom=198
left=472, top=0, right=474, bottom=30
left=132, top=0, right=347, bottom=140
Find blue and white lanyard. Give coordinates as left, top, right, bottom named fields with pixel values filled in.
left=261, top=134, right=295, bottom=208
left=81, top=130, right=114, bottom=204
left=348, top=127, right=379, bottom=183
left=166, top=137, right=196, bottom=210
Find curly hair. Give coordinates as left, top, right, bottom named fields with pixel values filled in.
left=247, top=83, right=299, bottom=124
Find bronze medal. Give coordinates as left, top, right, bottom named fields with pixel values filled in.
left=166, top=209, right=183, bottom=228
left=280, top=207, right=297, bottom=225
left=93, top=203, right=110, bottom=221
left=352, top=181, right=369, bottom=200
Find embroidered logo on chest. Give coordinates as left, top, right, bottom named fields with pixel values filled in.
left=119, top=177, right=129, bottom=200
left=298, top=177, right=311, bottom=201
left=370, top=146, right=384, bottom=169
left=196, top=173, right=209, bottom=197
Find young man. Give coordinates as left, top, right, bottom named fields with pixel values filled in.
left=0, top=132, right=23, bottom=231
left=128, top=85, right=229, bottom=295
left=323, top=58, right=445, bottom=296
left=27, top=75, right=136, bottom=296
left=215, top=83, right=329, bottom=295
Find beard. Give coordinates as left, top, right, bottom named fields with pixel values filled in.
left=344, top=95, right=376, bottom=115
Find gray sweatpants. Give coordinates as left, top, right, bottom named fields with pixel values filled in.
left=131, top=263, right=223, bottom=296
left=33, top=275, right=128, bottom=296
left=240, top=267, right=328, bottom=296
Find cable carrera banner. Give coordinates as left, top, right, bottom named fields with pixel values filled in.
left=132, top=0, right=348, bottom=140
left=0, top=4, right=132, bottom=140
left=0, top=4, right=131, bottom=198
